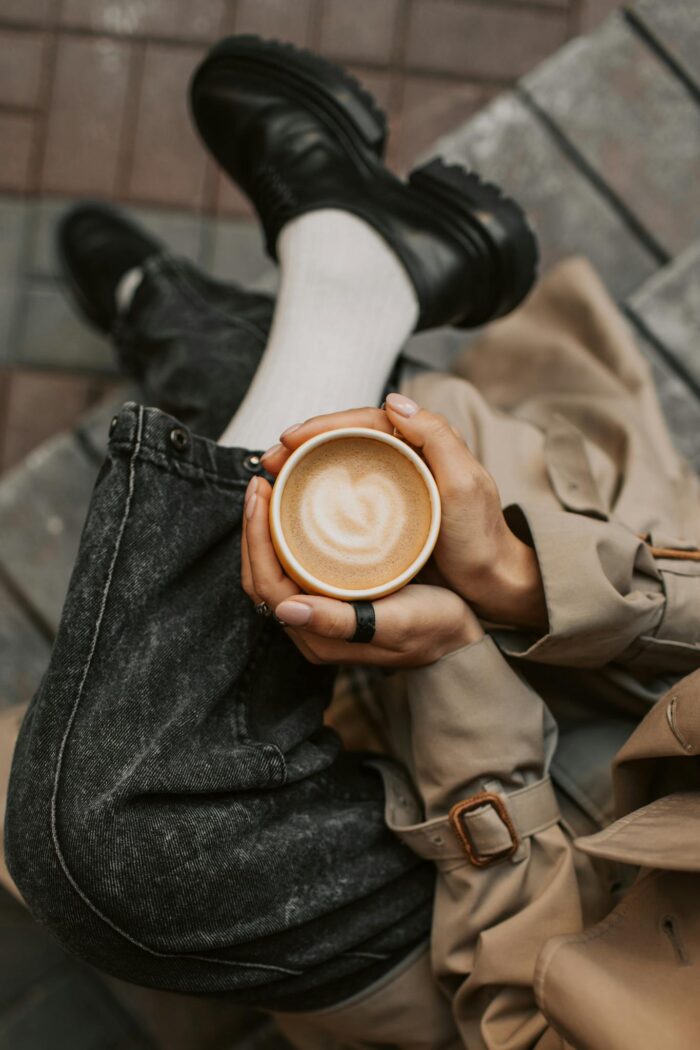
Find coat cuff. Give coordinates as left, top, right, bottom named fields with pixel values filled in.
left=498, top=504, right=666, bottom=667
left=401, top=636, right=554, bottom=821
left=632, top=561, right=700, bottom=672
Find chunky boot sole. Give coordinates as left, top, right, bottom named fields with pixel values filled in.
left=192, top=37, right=538, bottom=331
left=191, top=35, right=387, bottom=162
left=409, top=159, right=539, bottom=325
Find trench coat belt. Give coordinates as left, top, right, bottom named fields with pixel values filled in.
left=391, top=775, right=560, bottom=868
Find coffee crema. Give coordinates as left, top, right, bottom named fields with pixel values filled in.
left=279, top=436, right=433, bottom=590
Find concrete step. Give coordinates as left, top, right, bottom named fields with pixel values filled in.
left=522, top=12, right=700, bottom=260
left=625, top=240, right=700, bottom=470
left=629, top=0, right=700, bottom=99
left=627, top=240, right=700, bottom=392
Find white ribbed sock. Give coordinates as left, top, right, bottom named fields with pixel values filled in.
left=115, top=266, right=144, bottom=314
left=218, top=210, right=419, bottom=450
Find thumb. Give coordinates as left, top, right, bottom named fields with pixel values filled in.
left=384, top=392, right=479, bottom=496
left=275, top=595, right=357, bottom=640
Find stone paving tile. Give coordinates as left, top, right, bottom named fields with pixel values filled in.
left=0, top=369, right=10, bottom=463
left=0, top=285, right=18, bottom=363
left=393, top=76, right=493, bottom=172
left=405, top=0, right=569, bottom=79
left=627, top=241, right=700, bottom=392
left=0, top=368, right=116, bottom=472
left=0, top=112, right=34, bottom=191
left=523, top=15, right=700, bottom=258
left=0, top=578, right=49, bottom=710
left=15, top=281, right=115, bottom=372
left=629, top=325, right=700, bottom=473
left=346, top=65, right=395, bottom=115
left=60, top=0, right=227, bottom=43
left=204, top=217, right=273, bottom=288
left=127, top=43, right=208, bottom=208
left=22, top=196, right=69, bottom=277
left=0, top=431, right=98, bottom=632
left=230, top=0, right=313, bottom=46
left=75, top=385, right=131, bottom=462
left=41, top=34, right=132, bottom=197
left=630, top=0, right=700, bottom=96
left=0, top=199, right=27, bottom=284
left=216, top=170, right=254, bottom=219
left=579, top=0, right=622, bottom=33
left=26, top=198, right=207, bottom=278
left=0, top=198, right=27, bottom=363
left=431, top=92, right=657, bottom=297
left=0, top=0, right=54, bottom=25
left=134, top=206, right=208, bottom=263
left=319, top=0, right=400, bottom=65
left=0, top=28, right=46, bottom=107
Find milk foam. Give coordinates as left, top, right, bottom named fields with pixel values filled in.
left=280, top=436, right=433, bottom=591
left=302, top=466, right=407, bottom=566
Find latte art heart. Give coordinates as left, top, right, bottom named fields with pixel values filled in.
left=303, top=467, right=407, bottom=565
left=279, top=435, right=434, bottom=592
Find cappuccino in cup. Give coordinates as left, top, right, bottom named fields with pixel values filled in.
left=270, top=428, right=441, bottom=601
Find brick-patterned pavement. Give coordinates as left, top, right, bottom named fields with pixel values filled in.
left=0, top=0, right=620, bottom=475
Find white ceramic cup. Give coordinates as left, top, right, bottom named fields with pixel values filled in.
left=269, top=426, right=442, bottom=601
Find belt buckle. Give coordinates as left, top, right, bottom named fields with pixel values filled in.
left=449, top=792, right=519, bottom=867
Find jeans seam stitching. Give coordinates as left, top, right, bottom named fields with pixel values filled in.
left=49, top=404, right=301, bottom=977
left=110, top=439, right=249, bottom=489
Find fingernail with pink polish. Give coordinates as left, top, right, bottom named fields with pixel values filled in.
left=262, top=443, right=282, bottom=461
left=280, top=423, right=302, bottom=440
left=386, top=393, right=419, bottom=417
left=245, top=492, right=257, bottom=520
left=244, top=476, right=258, bottom=502
left=275, top=600, right=312, bottom=626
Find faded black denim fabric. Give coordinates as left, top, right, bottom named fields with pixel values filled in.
left=113, top=253, right=276, bottom=441
left=5, top=257, right=434, bottom=1010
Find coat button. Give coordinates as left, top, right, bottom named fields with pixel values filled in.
left=170, top=427, right=189, bottom=452
left=109, top=415, right=118, bottom=434
left=243, top=453, right=262, bottom=473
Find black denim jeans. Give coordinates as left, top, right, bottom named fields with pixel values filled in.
left=5, top=257, right=433, bottom=1010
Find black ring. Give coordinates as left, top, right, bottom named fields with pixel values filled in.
left=350, top=601, right=376, bottom=644
left=255, top=601, right=272, bottom=618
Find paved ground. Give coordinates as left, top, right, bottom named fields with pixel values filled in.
left=9, top=3, right=700, bottom=1050
left=0, top=0, right=620, bottom=474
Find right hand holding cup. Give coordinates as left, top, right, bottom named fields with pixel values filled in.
left=262, top=396, right=547, bottom=632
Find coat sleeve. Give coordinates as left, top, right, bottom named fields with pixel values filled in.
left=381, top=636, right=581, bottom=1050
left=498, top=503, right=700, bottom=673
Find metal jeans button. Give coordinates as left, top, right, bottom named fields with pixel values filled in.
left=170, top=427, right=189, bottom=452
left=243, top=454, right=262, bottom=473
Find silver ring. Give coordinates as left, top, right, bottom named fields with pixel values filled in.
left=255, top=601, right=272, bottom=618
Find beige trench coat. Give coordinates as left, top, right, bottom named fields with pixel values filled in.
left=276, top=258, right=700, bottom=1049
left=2, top=259, right=699, bottom=1047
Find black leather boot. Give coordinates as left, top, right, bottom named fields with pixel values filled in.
left=56, top=203, right=275, bottom=439
left=191, top=35, right=538, bottom=331
left=57, top=202, right=164, bottom=332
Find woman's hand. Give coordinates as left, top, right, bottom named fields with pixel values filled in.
left=241, top=475, right=483, bottom=668
left=261, top=398, right=547, bottom=631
